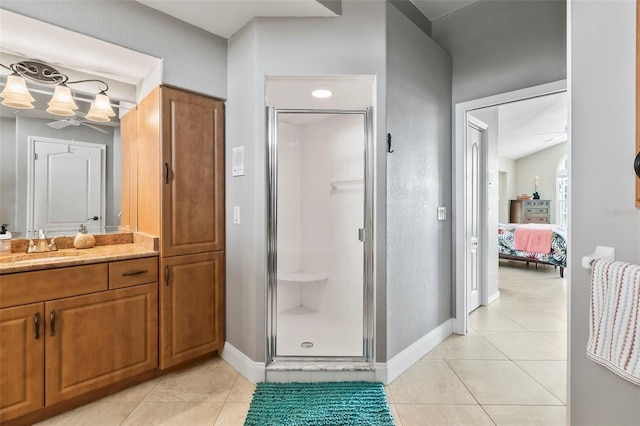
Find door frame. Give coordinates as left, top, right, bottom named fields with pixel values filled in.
left=26, top=136, right=106, bottom=236
left=453, top=80, right=567, bottom=334
left=266, top=107, right=375, bottom=365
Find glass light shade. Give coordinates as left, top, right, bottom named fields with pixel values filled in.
left=0, top=74, right=35, bottom=109
left=2, top=98, right=35, bottom=109
left=46, top=84, right=78, bottom=116
left=85, top=93, right=115, bottom=122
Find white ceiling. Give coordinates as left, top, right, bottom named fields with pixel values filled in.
left=410, top=0, right=482, bottom=21
left=136, top=0, right=338, bottom=39
left=470, top=91, right=567, bottom=160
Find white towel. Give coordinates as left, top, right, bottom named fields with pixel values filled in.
left=587, top=259, right=640, bottom=386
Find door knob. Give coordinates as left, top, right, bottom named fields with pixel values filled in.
left=88, top=216, right=99, bottom=221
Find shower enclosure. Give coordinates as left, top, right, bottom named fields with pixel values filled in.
left=267, top=107, right=374, bottom=366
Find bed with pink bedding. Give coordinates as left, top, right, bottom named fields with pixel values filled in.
left=498, top=223, right=567, bottom=277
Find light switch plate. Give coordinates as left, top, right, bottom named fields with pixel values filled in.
left=232, top=146, right=245, bottom=177
left=437, top=206, right=447, bottom=221
left=233, top=206, right=240, bottom=224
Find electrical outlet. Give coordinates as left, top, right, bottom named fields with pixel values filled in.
left=233, top=206, right=240, bottom=224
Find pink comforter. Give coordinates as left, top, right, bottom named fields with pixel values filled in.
left=514, top=227, right=553, bottom=253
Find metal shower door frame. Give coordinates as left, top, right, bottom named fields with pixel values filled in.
left=266, top=107, right=375, bottom=365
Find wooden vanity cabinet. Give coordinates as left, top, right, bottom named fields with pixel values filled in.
left=0, top=303, right=44, bottom=422
left=134, top=85, right=226, bottom=369
left=0, top=258, right=158, bottom=424
left=45, top=284, right=157, bottom=406
left=136, top=86, right=225, bottom=257
left=160, top=252, right=224, bottom=369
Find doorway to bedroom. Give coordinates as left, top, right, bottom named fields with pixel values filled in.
left=453, top=80, right=569, bottom=410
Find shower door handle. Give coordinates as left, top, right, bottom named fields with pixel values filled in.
left=358, top=228, right=366, bottom=242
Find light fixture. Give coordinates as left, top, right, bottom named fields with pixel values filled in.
left=0, top=73, right=35, bottom=109
left=0, top=60, right=115, bottom=122
left=312, top=89, right=333, bottom=99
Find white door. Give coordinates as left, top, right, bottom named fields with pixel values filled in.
left=466, top=121, right=483, bottom=313
left=30, top=138, right=105, bottom=235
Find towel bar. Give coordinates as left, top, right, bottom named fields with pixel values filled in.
left=581, top=246, right=616, bottom=269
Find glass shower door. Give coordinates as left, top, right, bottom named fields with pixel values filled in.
left=268, top=110, right=370, bottom=360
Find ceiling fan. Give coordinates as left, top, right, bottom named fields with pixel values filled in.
left=46, top=117, right=110, bottom=134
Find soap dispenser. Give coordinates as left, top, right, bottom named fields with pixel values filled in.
left=73, top=224, right=95, bottom=249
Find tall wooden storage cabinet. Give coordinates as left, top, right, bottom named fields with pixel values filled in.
left=135, top=86, right=225, bottom=369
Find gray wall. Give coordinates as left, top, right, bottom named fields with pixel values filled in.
left=226, top=0, right=388, bottom=362
left=0, top=0, right=227, bottom=99
left=385, top=3, right=452, bottom=358
left=570, top=1, right=640, bottom=424
left=432, top=0, right=566, bottom=104
left=515, top=142, right=567, bottom=223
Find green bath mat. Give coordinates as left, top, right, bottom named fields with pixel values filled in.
left=244, top=381, right=394, bottom=426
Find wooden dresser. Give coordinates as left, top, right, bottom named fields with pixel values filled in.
left=509, top=199, right=551, bottom=224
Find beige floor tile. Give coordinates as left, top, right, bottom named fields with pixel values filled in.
left=483, top=405, right=567, bottom=426
left=469, top=307, right=527, bottom=331
left=478, top=331, right=566, bottom=360
left=515, top=361, right=567, bottom=404
left=122, top=402, right=223, bottom=426
left=35, top=401, right=139, bottom=426
left=384, top=385, right=394, bottom=403
left=532, top=332, right=567, bottom=352
left=214, top=402, right=250, bottom=426
left=395, top=404, right=494, bottom=426
left=389, top=403, right=403, bottom=426
left=488, top=296, right=542, bottom=312
left=144, top=367, right=238, bottom=402
left=100, top=377, right=161, bottom=402
left=447, top=360, right=563, bottom=405
left=499, top=310, right=567, bottom=332
left=225, top=375, right=256, bottom=403
left=435, top=332, right=507, bottom=360
left=388, top=360, right=477, bottom=404
left=536, top=307, right=567, bottom=322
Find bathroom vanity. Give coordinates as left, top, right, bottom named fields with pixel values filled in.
left=0, top=85, right=226, bottom=425
left=0, top=241, right=158, bottom=424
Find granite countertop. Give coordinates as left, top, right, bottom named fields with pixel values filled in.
left=0, top=243, right=158, bottom=275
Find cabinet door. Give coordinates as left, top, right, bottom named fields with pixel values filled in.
left=45, top=284, right=158, bottom=406
left=161, top=87, right=225, bottom=256
left=0, top=303, right=44, bottom=422
left=160, top=252, right=225, bottom=369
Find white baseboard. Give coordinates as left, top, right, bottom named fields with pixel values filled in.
left=384, top=318, right=453, bottom=384
left=488, top=290, right=501, bottom=304
left=220, top=342, right=265, bottom=384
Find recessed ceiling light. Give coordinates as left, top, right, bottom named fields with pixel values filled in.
left=312, top=89, right=332, bottom=99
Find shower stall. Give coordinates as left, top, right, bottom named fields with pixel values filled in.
left=266, top=101, right=374, bottom=369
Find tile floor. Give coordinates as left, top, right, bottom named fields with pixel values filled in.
left=36, top=261, right=566, bottom=425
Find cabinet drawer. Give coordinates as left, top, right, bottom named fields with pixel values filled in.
left=525, top=207, right=549, bottom=215
left=525, top=216, right=549, bottom=224
left=524, top=200, right=549, bottom=207
left=0, top=264, right=108, bottom=308
left=109, top=257, right=158, bottom=289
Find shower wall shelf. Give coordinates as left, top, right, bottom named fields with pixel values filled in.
left=277, top=270, right=328, bottom=284
left=330, top=179, right=364, bottom=190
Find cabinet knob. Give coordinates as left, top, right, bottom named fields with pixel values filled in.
left=634, top=152, right=640, bottom=178
left=164, top=265, right=170, bottom=286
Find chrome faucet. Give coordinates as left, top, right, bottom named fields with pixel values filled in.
left=27, top=230, right=58, bottom=253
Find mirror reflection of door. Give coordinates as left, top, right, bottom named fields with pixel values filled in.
left=29, top=137, right=105, bottom=236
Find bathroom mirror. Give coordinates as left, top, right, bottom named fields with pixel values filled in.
left=0, top=10, right=161, bottom=238
left=0, top=82, right=127, bottom=238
